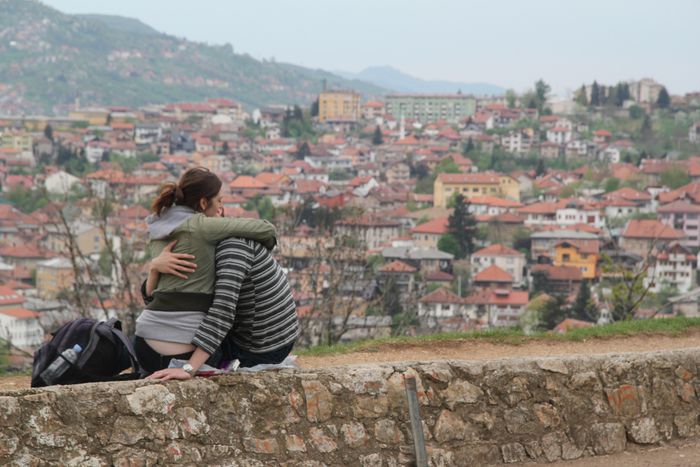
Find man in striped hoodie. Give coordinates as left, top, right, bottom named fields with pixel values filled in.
left=143, top=237, right=299, bottom=380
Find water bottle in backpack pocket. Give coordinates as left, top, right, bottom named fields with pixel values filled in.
left=31, top=318, right=143, bottom=387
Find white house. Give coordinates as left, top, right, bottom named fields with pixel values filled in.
left=546, top=126, right=572, bottom=144
left=44, top=170, right=81, bottom=195
left=0, top=308, right=44, bottom=349
left=417, top=287, right=467, bottom=318
left=471, top=244, right=526, bottom=285
left=555, top=201, right=605, bottom=229
left=644, top=243, right=696, bottom=294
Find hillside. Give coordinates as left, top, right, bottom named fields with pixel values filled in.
left=337, top=65, right=505, bottom=96
left=0, top=0, right=386, bottom=114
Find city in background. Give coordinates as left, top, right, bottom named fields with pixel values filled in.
left=1, top=0, right=700, bottom=370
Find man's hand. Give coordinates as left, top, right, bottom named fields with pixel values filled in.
left=152, top=240, right=197, bottom=279
left=146, top=368, right=193, bottom=381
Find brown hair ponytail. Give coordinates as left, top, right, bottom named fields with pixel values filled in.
left=151, top=167, right=222, bottom=216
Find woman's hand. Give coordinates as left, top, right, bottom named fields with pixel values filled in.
left=151, top=240, right=197, bottom=279
left=146, top=368, right=192, bottom=381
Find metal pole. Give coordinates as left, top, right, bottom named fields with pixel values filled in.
left=404, top=376, right=428, bottom=467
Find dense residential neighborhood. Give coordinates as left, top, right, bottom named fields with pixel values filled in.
left=0, top=77, right=700, bottom=363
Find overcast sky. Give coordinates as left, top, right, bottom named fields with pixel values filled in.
left=41, top=0, right=700, bottom=95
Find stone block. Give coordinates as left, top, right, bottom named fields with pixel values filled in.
left=675, top=366, right=694, bottom=382
left=590, top=422, right=626, bottom=455
left=353, top=395, right=389, bottom=418
left=537, top=359, right=569, bottom=375
left=605, top=384, right=640, bottom=417
left=533, top=403, right=561, bottom=429
left=309, top=427, right=337, bottom=453
left=176, top=407, right=209, bottom=437
left=374, top=419, right=404, bottom=444
left=341, top=422, right=368, bottom=447
left=0, top=396, right=21, bottom=426
left=433, top=410, right=474, bottom=443
left=678, top=382, right=696, bottom=403
left=125, top=385, right=176, bottom=416
left=674, top=413, right=699, bottom=438
left=285, top=434, right=307, bottom=453
left=442, top=380, right=483, bottom=409
left=243, top=437, right=279, bottom=454
left=628, top=417, right=661, bottom=444
left=301, top=380, right=333, bottom=422
left=501, top=442, right=527, bottom=463
left=541, top=432, right=563, bottom=462
left=360, top=453, right=383, bottom=467
left=110, top=416, right=149, bottom=445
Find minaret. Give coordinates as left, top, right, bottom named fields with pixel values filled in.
left=399, top=114, right=405, bottom=140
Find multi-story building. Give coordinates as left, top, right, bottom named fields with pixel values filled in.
left=620, top=219, right=685, bottom=258
left=644, top=243, right=696, bottom=294
left=318, top=90, right=361, bottom=123
left=433, top=173, right=520, bottom=208
left=385, top=94, right=477, bottom=123
left=658, top=200, right=700, bottom=249
left=35, top=257, right=75, bottom=299
left=471, top=244, right=526, bottom=285
left=553, top=240, right=599, bottom=280
left=628, top=78, right=664, bottom=104
left=335, top=217, right=401, bottom=250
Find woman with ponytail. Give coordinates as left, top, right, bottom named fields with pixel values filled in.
left=134, top=167, right=277, bottom=371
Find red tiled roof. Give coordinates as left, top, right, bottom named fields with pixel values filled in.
left=554, top=318, right=594, bottom=333
left=379, top=260, right=417, bottom=273
left=418, top=287, right=465, bottom=304
left=556, top=239, right=600, bottom=255
left=0, top=285, right=25, bottom=306
left=423, top=270, right=454, bottom=282
left=411, top=217, right=449, bottom=235
left=473, top=265, right=513, bottom=283
left=230, top=176, right=268, bottom=190
left=531, top=264, right=583, bottom=281
left=622, top=220, right=685, bottom=240
left=657, top=200, right=700, bottom=214
left=468, top=196, right=522, bottom=208
left=0, top=307, right=39, bottom=319
left=473, top=244, right=522, bottom=257
left=465, top=288, right=528, bottom=306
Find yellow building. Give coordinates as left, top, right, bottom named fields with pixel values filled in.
left=68, top=108, right=110, bottom=126
left=433, top=173, right=520, bottom=208
left=36, top=257, right=75, bottom=299
left=553, top=240, right=599, bottom=279
left=318, top=90, right=361, bottom=123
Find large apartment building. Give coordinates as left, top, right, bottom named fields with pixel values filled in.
left=433, top=173, right=520, bottom=208
left=385, top=93, right=477, bottom=123
left=318, top=90, right=361, bottom=123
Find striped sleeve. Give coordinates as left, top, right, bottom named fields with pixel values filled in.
left=191, top=238, right=253, bottom=354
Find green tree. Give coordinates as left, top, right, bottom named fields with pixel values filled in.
left=570, top=280, right=598, bottom=322
left=538, top=295, right=569, bottom=330
left=43, top=123, right=54, bottom=141
left=611, top=271, right=652, bottom=321
left=296, top=141, right=311, bottom=160
left=372, top=125, right=383, bottom=145
left=447, top=194, right=477, bottom=259
left=535, top=158, right=546, bottom=177
left=382, top=278, right=403, bottom=316
left=574, top=85, right=588, bottom=106
left=310, top=98, right=319, bottom=117
left=660, top=166, right=691, bottom=189
left=531, top=269, right=550, bottom=296
left=640, top=115, right=653, bottom=142
left=534, top=79, right=551, bottom=113
left=629, top=105, right=644, bottom=119
left=603, top=178, right=621, bottom=193
left=462, top=137, right=475, bottom=155
left=505, top=89, right=517, bottom=108
left=437, top=233, right=460, bottom=257
left=656, top=87, right=670, bottom=108
left=221, top=141, right=230, bottom=155
left=590, top=81, right=601, bottom=107
left=435, top=157, right=460, bottom=174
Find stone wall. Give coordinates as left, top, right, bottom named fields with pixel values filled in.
left=3, top=348, right=700, bottom=466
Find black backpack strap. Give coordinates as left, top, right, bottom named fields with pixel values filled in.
left=75, top=320, right=102, bottom=369
left=104, top=319, right=143, bottom=377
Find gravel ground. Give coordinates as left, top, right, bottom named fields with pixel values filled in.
left=540, top=441, right=700, bottom=467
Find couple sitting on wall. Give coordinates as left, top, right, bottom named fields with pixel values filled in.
left=135, top=167, right=299, bottom=380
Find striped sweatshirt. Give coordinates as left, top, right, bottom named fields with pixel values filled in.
left=191, top=238, right=299, bottom=355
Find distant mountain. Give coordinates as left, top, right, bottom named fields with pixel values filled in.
left=75, top=14, right=160, bottom=37
left=337, top=66, right=505, bottom=96
left=0, top=0, right=385, bottom=114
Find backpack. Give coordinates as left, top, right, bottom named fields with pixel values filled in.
left=31, top=317, right=142, bottom=388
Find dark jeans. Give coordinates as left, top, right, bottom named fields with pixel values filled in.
left=219, top=340, right=294, bottom=368
left=134, top=336, right=294, bottom=375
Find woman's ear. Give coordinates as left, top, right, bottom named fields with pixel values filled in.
left=199, top=198, right=207, bottom=212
